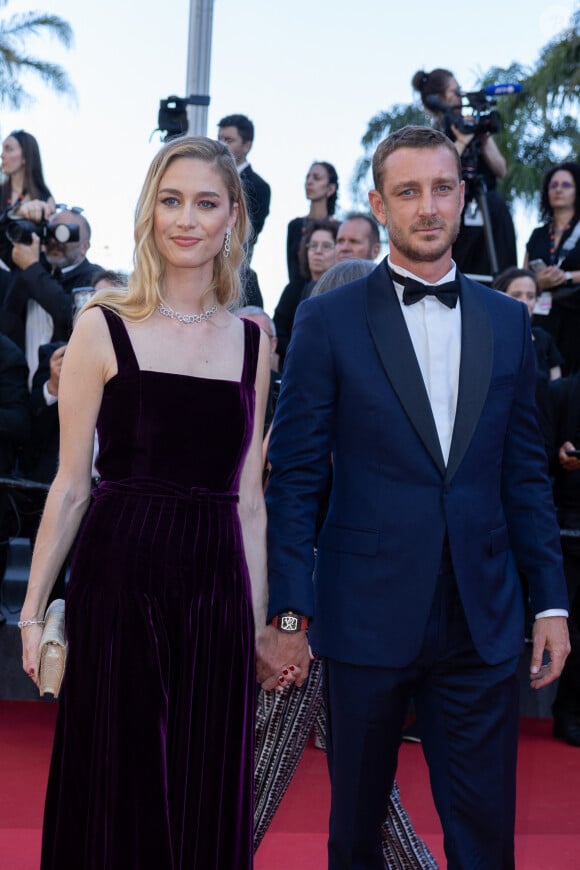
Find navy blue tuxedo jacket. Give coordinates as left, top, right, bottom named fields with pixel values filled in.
left=266, top=259, right=568, bottom=668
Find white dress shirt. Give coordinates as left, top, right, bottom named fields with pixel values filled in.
left=388, top=256, right=460, bottom=464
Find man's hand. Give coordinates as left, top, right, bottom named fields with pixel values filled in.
left=12, top=199, right=55, bottom=223
left=558, top=441, right=580, bottom=472
left=256, top=624, right=311, bottom=691
left=529, top=615, right=570, bottom=689
left=47, top=345, right=67, bottom=397
left=11, top=233, right=41, bottom=271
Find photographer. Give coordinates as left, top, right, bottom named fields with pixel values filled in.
left=1, top=207, right=102, bottom=381
left=412, top=67, right=517, bottom=278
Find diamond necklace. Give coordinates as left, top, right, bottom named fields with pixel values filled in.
left=157, top=302, right=218, bottom=324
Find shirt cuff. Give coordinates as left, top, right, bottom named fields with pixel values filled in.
left=535, top=609, right=568, bottom=619
left=42, top=381, right=58, bottom=406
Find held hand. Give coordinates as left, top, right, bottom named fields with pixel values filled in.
left=256, top=624, right=311, bottom=691
left=11, top=233, right=41, bottom=270
left=529, top=616, right=570, bottom=690
left=20, top=624, right=44, bottom=688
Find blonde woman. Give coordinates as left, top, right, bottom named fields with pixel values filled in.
left=19, top=136, right=282, bottom=869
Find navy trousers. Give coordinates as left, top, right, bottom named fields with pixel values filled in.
left=324, top=571, right=520, bottom=870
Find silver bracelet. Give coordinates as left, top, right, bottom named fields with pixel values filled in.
left=18, top=618, right=45, bottom=629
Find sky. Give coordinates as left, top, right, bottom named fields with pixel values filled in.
left=0, top=0, right=577, bottom=315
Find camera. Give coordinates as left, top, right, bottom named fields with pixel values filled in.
left=442, top=90, right=501, bottom=138
left=5, top=218, right=80, bottom=246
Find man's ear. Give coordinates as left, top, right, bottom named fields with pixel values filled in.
left=368, top=190, right=386, bottom=226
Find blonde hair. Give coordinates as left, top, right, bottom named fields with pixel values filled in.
left=85, top=136, right=248, bottom=320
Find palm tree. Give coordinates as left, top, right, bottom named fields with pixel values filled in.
left=0, top=0, right=74, bottom=109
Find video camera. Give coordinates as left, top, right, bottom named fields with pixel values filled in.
left=4, top=218, right=80, bottom=246
left=425, top=83, right=521, bottom=141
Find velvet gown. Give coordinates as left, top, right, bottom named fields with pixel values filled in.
left=41, top=308, right=260, bottom=870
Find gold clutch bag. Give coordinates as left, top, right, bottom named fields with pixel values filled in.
left=37, top=599, right=67, bottom=698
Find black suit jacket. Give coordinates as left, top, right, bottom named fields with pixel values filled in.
left=0, top=333, right=30, bottom=475
left=240, top=164, right=271, bottom=253
left=1, top=256, right=102, bottom=350
left=21, top=341, right=65, bottom=484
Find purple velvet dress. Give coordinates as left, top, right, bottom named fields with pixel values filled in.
left=41, top=308, right=259, bottom=869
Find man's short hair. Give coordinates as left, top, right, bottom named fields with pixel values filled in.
left=217, top=114, right=254, bottom=144
left=340, top=212, right=381, bottom=248
left=372, top=126, right=462, bottom=193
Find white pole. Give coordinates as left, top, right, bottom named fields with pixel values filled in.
left=185, top=0, right=215, bottom=135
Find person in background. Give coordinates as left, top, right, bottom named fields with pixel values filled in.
left=335, top=212, right=381, bottom=262
left=218, top=113, right=271, bottom=307
left=4, top=208, right=102, bottom=383
left=255, top=257, right=438, bottom=869
left=286, top=161, right=338, bottom=287
left=493, top=266, right=563, bottom=381
left=549, top=375, right=580, bottom=746
left=0, top=332, right=29, bottom=626
left=0, top=130, right=56, bottom=270
left=525, top=161, right=580, bottom=374
left=412, top=67, right=517, bottom=279
left=237, top=305, right=280, bottom=437
left=260, top=125, right=569, bottom=869
left=19, top=136, right=284, bottom=869
left=274, top=218, right=338, bottom=368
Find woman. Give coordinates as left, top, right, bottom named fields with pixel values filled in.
left=412, top=68, right=517, bottom=277
left=493, top=266, right=563, bottom=380
left=525, top=161, right=580, bottom=374
left=286, top=160, right=338, bottom=285
left=256, top=259, right=438, bottom=870
left=275, top=219, right=338, bottom=368
left=0, top=130, right=56, bottom=268
left=19, top=136, right=283, bottom=869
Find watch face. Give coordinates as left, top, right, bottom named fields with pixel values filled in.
left=280, top=614, right=299, bottom=631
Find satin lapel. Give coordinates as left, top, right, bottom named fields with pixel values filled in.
left=365, top=262, right=446, bottom=475
left=445, top=275, right=493, bottom=482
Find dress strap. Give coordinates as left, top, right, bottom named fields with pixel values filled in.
left=240, top=317, right=260, bottom=387
left=98, top=306, right=139, bottom=375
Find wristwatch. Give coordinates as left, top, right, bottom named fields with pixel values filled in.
left=271, top=611, right=309, bottom=632
left=565, top=272, right=573, bottom=286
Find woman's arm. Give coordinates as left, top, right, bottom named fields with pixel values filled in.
left=237, top=329, right=271, bottom=635
left=479, top=134, right=506, bottom=179
left=20, top=307, right=115, bottom=681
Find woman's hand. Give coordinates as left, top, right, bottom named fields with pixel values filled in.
left=450, top=123, right=474, bottom=154
left=536, top=265, right=567, bottom=290
left=20, top=623, right=44, bottom=688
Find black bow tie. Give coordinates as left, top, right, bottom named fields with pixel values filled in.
left=390, top=269, right=460, bottom=309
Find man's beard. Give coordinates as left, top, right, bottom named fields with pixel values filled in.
left=386, top=215, right=461, bottom=263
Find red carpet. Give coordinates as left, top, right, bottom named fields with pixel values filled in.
left=1, top=702, right=579, bottom=869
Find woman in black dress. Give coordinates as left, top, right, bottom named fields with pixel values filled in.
left=525, top=161, right=580, bottom=374
left=19, top=136, right=281, bottom=869
left=286, top=160, right=338, bottom=286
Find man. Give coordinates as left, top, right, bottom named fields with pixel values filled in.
left=0, top=331, right=30, bottom=625
left=335, top=212, right=381, bottom=262
left=258, top=126, right=570, bottom=869
left=3, top=207, right=102, bottom=380
left=218, top=114, right=271, bottom=261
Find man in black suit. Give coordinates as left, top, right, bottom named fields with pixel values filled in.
left=219, top=114, right=271, bottom=306
left=259, top=126, right=570, bottom=869
left=2, top=208, right=102, bottom=380
left=0, top=332, right=30, bottom=622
